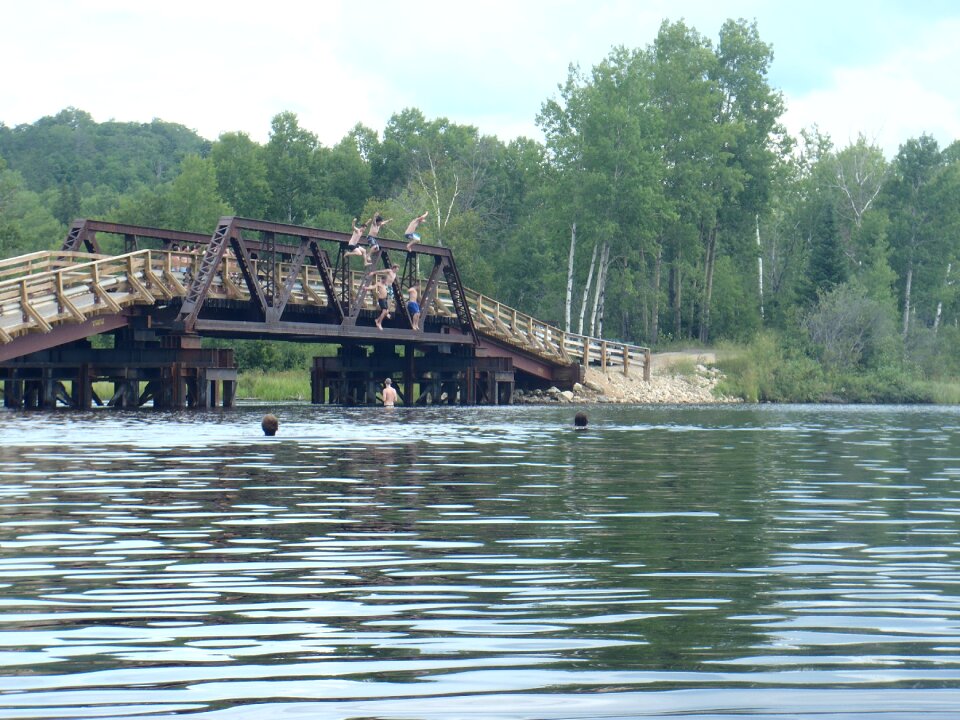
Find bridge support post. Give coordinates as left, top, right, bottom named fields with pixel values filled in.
left=23, top=381, right=41, bottom=409
left=187, top=369, right=209, bottom=408
left=167, top=363, right=186, bottom=409
left=222, top=378, right=236, bottom=408
left=404, top=345, right=415, bottom=407
left=3, top=378, right=23, bottom=408
left=110, top=378, right=139, bottom=409
left=40, top=369, right=58, bottom=409
left=311, top=361, right=326, bottom=404
left=72, top=364, right=93, bottom=410
left=208, top=372, right=220, bottom=408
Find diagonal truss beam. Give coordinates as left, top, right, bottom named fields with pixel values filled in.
left=178, top=219, right=235, bottom=331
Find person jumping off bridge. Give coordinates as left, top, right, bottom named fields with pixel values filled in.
left=404, top=211, right=429, bottom=251
left=372, top=263, right=399, bottom=330
left=344, top=218, right=368, bottom=260
left=407, top=287, right=421, bottom=331
left=364, top=212, right=391, bottom=265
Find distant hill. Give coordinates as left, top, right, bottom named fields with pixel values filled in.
left=0, top=108, right=209, bottom=194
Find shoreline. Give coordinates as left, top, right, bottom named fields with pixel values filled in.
left=515, top=354, right=739, bottom=405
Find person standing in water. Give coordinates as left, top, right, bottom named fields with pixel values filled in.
left=382, top=378, right=398, bottom=407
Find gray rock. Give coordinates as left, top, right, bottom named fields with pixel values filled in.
left=560, top=390, right=575, bottom=402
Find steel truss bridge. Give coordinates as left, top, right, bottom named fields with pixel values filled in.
left=0, top=218, right=650, bottom=408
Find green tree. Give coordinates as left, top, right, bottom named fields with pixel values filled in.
left=801, top=203, right=847, bottom=305
left=0, top=157, right=63, bottom=257
left=320, top=134, right=372, bottom=217
left=264, top=111, right=323, bottom=224
left=112, top=155, right=231, bottom=234
left=211, top=132, right=269, bottom=218
left=163, top=154, right=232, bottom=232
left=884, top=135, right=950, bottom=335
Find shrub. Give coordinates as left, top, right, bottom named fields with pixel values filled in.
left=802, top=282, right=898, bottom=372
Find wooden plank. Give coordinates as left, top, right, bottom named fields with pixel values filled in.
left=20, top=282, right=53, bottom=333
left=142, top=252, right=174, bottom=300
left=56, top=272, right=86, bottom=323
left=125, top=256, right=155, bottom=305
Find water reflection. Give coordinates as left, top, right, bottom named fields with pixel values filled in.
left=0, top=404, right=959, bottom=718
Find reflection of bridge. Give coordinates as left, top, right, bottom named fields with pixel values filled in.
left=0, top=218, right=650, bottom=409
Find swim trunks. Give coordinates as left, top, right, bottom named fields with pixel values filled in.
left=404, top=232, right=421, bottom=243
left=378, top=298, right=389, bottom=310
left=407, top=300, right=421, bottom=315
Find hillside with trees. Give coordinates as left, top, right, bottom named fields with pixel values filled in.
left=1, top=18, right=958, bottom=402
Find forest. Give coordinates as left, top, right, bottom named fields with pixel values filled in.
left=1, top=18, right=959, bottom=402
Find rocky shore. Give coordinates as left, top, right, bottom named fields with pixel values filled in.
left=513, top=353, right=740, bottom=405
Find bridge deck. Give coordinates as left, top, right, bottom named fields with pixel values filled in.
left=0, top=219, right=651, bottom=381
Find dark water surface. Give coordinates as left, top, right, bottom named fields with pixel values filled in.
left=1, top=403, right=959, bottom=719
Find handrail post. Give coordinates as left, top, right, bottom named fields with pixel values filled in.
left=601, top=340, right=607, bottom=369
left=623, top=345, right=630, bottom=376
left=644, top=348, right=652, bottom=382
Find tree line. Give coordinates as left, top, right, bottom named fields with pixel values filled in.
left=2, top=18, right=959, bottom=397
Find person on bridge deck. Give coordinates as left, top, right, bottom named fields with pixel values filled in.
left=344, top=218, right=368, bottom=258
left=382, top=377, right=398, bottom=407
left=373, top=264, right=400, bottom=330
left=404, top=211, right=429, bottom=251
left=363, top=212, right=391, bottom=264
left=407, top=287, right=421, bottom=331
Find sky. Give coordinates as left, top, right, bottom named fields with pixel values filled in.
left=3, top=0, right=959, bottom=158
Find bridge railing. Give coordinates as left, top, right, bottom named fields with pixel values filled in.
left=431, top=286, right=651, bottom=377
left=0, top=250, right=175, bottom=342
left=0, top=250, right=110, bottom=283
left=163, top=253, right=652, bottom=377
left=1, top=249, right=651, bottom=378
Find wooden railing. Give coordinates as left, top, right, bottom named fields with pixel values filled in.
left=0, top=250, right=177, bottom=343
left=453, top=288, right=650, bottom=377
left=0, top=250, right=651, bottom=377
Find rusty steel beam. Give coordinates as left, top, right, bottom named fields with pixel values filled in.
left=0, top=313, right=129, bottom=363
left=192, top=318, right=475, bottom=343
left=179, top=219, right=235, bottom=330
left=229, top=217, right=455, bottom=260
left=476, top=335, right=574, bottom=382
left=62, top=219, right=210, bottom=252
left=309, top=244, right=343, bottom=321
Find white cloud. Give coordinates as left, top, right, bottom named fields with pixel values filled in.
left=782, top=19, right=960, bottom=157
left=2, top=0, right=388, bottom=144
left=3, top=1, right=958, bottom=157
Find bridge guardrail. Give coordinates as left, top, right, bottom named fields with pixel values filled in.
left=0, top=250, right=651, bottom=378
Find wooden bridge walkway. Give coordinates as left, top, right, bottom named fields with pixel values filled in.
left=0, top=218, right=650, bottom=407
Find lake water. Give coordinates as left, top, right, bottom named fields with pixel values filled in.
left=1, top=403, right=959, bottom=719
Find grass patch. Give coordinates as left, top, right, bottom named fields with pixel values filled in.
left=662, top=357, right=699, bottom=378
left=917, top=381, right=960, bottom=404
left=92, top=381, right=114, bottom=399
left=237, top=369, right=311, bottom=401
